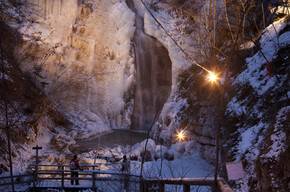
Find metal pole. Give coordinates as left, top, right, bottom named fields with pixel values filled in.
left=214, top=70, right=228, bottom=189
left=0, top=30, right=15, bottom=192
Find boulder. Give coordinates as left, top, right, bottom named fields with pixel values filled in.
left=131, top=139, right=156, bottom=161
left=51, top=134, right=76, bottom=151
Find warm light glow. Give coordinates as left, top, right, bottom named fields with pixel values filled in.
left=208, top=72, right=218, bottom=82
left=177, top=130, right=185, bottom=141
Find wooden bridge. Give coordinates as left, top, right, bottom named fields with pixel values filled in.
left=0, top=164, right=233, bottom=192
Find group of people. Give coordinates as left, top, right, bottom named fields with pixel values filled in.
left=69, top=154, right=130, bottom=185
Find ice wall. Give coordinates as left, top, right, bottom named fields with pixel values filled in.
left=16, top=0, right=136, bottom=134
left=26, top=0, right=78, bottom=18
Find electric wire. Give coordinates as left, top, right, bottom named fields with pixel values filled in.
left=140, top=0, right=212, bottom=74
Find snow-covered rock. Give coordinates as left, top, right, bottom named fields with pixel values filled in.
left=51, top=133, right=76, bottom=151
left=130, top=139, right=156, bottom=161
left=110, top=148, right=124, bottom=161
left=224, top=17, right=290, bottom=191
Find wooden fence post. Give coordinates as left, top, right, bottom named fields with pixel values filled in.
left=61, top=166, right=64, bottom=189
left=92, top=172, right=96, bottom=192
left=139, top=178, right=143, bottom=192
left=32, top=145, right=42, bottom=192
left=183, top=184, right=190, bottom=192
left=158, top=182, right=164, bottom=192
left=32, top=170, right=36, bottom=192
left=144, top=181, right=149, bottom=192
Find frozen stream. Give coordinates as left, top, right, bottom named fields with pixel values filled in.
left=73, top=129, right=147, bottom=153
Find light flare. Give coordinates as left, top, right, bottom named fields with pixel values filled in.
left=208, top=72, right=218, bottom=82
left=177, top=130, right=185, bottom=141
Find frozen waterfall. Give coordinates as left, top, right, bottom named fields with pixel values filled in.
left=127, top=0, right=172, bottom=131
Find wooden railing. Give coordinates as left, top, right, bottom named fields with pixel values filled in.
left=0, top=164, right=233, bottom=192
left=0, top=174, right=33, bottom=186
left=143, top=177, right=233, bottom=192
left=29, top=164, right=141, bottom=191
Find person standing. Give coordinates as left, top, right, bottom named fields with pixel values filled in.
left=70, top=155, right=83, bottom=185
left=121, top=155, right=130, bottom=172
left=121, top=155, right=130, bottom=191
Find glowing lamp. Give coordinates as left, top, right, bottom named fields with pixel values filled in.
left=177, top=130, right=185, bottom=141
left=208, top=72, right=218, bottom=82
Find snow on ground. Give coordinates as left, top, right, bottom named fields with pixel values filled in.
left=141, top=154, right=214, bottom=179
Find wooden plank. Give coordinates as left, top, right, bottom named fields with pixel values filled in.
left=32, top=147, right=42, bottom=150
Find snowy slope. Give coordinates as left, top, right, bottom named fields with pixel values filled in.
left=224, top=17, right=290, bottom=191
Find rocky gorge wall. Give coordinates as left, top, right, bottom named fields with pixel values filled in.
left=1, top=1, right=289, bottom=191
left=14, top=0, right=137, bottom=132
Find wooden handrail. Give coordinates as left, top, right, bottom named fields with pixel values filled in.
left=0, top=174, right=32, bottom=180
left=0, top=174, right=33, bottom=187
left=0, top=166, right=233, bottom=192
left=36, top=170, right=140, bottom=177
left=36, top=177, right=140, bottom=181
left=30, top=164, right=101, bottom=167
left=144, top=177, right=233, bottom=192
left=0, top=180, right=31, bottom=187
left=145, top=177, right=216, bottom=186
